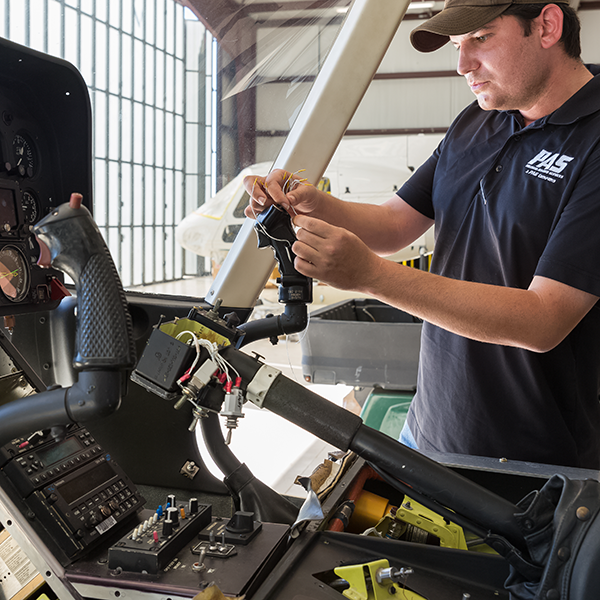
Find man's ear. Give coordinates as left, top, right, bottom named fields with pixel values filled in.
left=537, top=3, right=564, bottom=50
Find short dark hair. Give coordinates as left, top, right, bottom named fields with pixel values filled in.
left=502, top=3, right=581, bottom=59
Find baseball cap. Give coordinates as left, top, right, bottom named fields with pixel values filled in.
left=410, top=0, right=569, bottom=53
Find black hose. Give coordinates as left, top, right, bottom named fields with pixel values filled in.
left=199, top=409, right=298, bottom=524
left=200, top=411, right=241, bottom=475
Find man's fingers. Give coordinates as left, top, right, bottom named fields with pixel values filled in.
left=243, top=175, right=267, bottom=203
left=292, top=214, right=331, bottom=238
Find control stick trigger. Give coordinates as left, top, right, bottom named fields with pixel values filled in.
left=36, top=235, right=52, bottom=268
left=69, top=192, right=83, bottom=210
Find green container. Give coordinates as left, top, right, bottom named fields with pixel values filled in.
left=360, top=389, right=414, bottom=439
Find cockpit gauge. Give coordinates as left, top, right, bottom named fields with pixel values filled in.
left=21, top=190, right=40, bottom=225
left=12, top=133, right=37, bottom=178
left=0, top=245, right=30, bottom=303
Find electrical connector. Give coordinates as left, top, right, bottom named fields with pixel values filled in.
left=189, top=358, right=219, bottom=390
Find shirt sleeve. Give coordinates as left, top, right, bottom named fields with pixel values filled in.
left=396, top=148, right=439, bottom=221
left=535, top=141, right=600, bottom=297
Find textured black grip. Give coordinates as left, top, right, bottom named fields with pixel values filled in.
left=33, top=201, right=135, bottom=371
left=76, top=248, right=134, bottom=369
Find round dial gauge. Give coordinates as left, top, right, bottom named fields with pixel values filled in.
left=21, top=190, right=39, bottom=225
left=13, top=133, right=37, bottom=178
left=0, top=246, right=29, bottom=302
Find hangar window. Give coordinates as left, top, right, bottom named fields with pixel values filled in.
left=0, top=0, right=348, bottom=291
left=233, top=192, right=250, bottom=220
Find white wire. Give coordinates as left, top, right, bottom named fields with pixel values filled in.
left=175, top=330, right=240, bottom=384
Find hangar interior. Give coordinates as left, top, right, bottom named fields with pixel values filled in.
left=1, top=1, right=600, bottom=600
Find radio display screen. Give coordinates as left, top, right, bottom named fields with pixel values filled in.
left=58, top=460, right=115, bottom=505
left=37, top=437, right=82, bottom=467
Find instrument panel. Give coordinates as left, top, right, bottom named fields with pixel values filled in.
left=0, top=122, right=54, bottom=312
left=0, top=37, right=93, bottom=316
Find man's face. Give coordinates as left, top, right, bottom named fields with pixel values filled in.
left=450, top=15, right=551, bottom=113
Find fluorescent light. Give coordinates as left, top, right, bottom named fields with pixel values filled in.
left=408, top=2, right=435, bottom=9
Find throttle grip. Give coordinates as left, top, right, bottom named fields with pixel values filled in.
left=254, top=204, right=313, bottom=304
left=33, top=194, right=135, bottom=370
left=255, top=203, right=300, bottom=276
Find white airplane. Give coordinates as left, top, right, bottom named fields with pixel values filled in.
left=176, top=133, right=443, bottom=273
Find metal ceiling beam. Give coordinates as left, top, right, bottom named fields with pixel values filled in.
left=176, top=0, right=252, bottom=58
left=239, top=0, right=347, bottom=12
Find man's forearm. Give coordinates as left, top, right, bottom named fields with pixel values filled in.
left=311, top=193, right=432, bottom=255
left=360, top=259, right=597, bottom=353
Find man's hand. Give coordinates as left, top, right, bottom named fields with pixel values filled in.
left=243, top=169, right=323, bottom=219
left=291, top=214, right=382, bottom=291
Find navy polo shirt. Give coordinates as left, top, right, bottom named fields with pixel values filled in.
left=398, top=65, right=600, bottom=469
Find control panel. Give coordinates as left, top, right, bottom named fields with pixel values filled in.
left=0, top=36, right=93, bottom=316
left=108, top=496, right=212, bottom=574
left=0, top=425, right=144, bottom=564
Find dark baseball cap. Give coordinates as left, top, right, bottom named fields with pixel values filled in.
left=410, top=0, right=569, bottom=53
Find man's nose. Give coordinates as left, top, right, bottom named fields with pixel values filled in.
left=456, top=49, right=477, bottom=76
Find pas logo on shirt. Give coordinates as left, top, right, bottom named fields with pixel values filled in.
left=525, top=149, right=574, bottom=183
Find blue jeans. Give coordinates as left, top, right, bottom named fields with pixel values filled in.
left=399, top=421, right=418, bottom=449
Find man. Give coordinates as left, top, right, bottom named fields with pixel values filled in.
left=245, top=0, right=600, bottom=469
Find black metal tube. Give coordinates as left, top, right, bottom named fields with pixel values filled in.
left=239, top=304, right=309, bottom=347
left=0, top=370, right=123, bottom=447
left=0, top=386, right=69, bottom=447
left=257, top=370, right=525, bottom=551
left=368, top=461, right=490, bottom=540
left=353, top=428, right=524, bottom=551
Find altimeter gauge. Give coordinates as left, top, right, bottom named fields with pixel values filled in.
left=0, top=245, right=30, bottom=302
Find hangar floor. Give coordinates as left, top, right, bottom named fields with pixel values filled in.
left=130, top=276, right=357, bottom=498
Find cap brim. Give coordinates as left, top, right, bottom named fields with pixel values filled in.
left=410, top=4, right=511, bottom=52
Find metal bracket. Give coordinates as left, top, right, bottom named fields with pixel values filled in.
left=334, top=559, right=423, bottom=600
left=246, top=364, right=280, bottom=408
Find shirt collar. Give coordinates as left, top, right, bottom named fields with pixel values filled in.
left=504, top=64, right=600, bottom=128
left=547, top=64, right=600, bottom=125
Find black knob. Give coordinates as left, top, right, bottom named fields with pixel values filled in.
left=189, top=498, right=198, bottom=514
left=86, top=512, right=99, bottom=529
left=167, top=506, right=179, bottom=526
left=162, top=518, right=173, bottom=537
left=226, top=511, right=255, bottom=534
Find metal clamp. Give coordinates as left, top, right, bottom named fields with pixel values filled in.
left=246, top=364, right=280, bottom=408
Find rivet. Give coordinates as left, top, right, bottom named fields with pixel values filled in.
left=557, top=547, right=570, bottom=561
